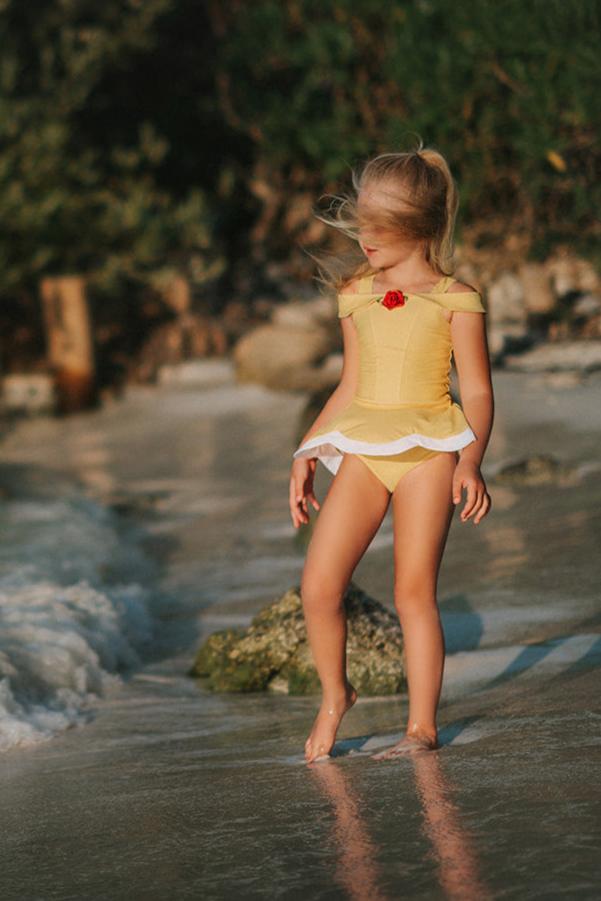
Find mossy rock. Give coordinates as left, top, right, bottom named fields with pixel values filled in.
left=492, top=453, right=574, bottom=485
left=190, top=582, right=406, bottom=696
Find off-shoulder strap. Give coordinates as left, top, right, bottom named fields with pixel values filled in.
left=436, top=276, right=455, bottom=293
left=358, top=274, right=374, bottom=292
left=425, top=284, right=487, bottom=313
left=337, top=292, right=375, bottom=318
left=337, top=273, right=377, bottom=317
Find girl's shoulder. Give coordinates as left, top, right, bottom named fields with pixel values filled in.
left=447, top=280, right=478, bottom=293
left=337, top=273, right=374, bottom=318
left=434, top=278, right=486, bottom=314
left=338, top=275, right=366, bottom=295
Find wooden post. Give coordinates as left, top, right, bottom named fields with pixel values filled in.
left=40, top=275, right=97, bottom=413
left=163, top=274, right=191, bottom=315
left=163, top=274, right=197, bottom=358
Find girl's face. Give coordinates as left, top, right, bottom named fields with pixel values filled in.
left=357, top=181, right=420, bottom=268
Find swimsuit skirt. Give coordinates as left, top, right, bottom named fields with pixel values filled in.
left=292, top=273, right=487, bottom=476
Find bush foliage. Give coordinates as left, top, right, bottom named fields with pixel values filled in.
left=0, top=0, right=599, bottom=300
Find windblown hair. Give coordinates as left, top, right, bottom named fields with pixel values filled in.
left=307, top=138, right=460, bottom=295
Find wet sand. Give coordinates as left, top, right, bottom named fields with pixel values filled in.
left=1, top=361, right=600, bottom=899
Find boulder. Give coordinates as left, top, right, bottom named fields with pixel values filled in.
left=134, top=314, right=228, bottom=384
left=547, top=253, right=600, bottom=296
left=487, top=271, right=531, bottom=358
left=572, top=293, right=601, bottom=319
left=488, top=271, right=529, bottom=327
left=157, top=358, right=235, bottom=387
left=0, top=373, right=56, bottom=415
left=232, top=323, right=335, bottom=391
left=271, top=296, right=335, bottom=330
left=581, top=315, right=601, bottom=339
left=491, top=453, right=578, bottom=486
left=487, top=323, right=532, bottom=359
left=191, top=582, right=406, bottom=696
left=517, top=262, right=556, bottom=314
left=504, top=339, right=601, bottom=372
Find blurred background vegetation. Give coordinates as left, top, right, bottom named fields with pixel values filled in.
left=1, top=0, right=599, bottom=395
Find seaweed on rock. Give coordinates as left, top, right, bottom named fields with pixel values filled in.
left=191, top=582, right=406, bottom=696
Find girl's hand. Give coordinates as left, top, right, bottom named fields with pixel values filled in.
left=290, top=458, right=321, bottom=528
left=452, top=459, right=491, bottom=525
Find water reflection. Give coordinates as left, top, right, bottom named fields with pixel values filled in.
left=309, top=753, right=492, bottom=901
left=309, top=762, right=390, bottom=901
left=412, top=754, right=492, bottom=901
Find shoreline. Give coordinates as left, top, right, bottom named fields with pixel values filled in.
left=0, top=361, right=600, bottom=897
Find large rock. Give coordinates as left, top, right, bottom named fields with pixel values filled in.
left=517, top=262, right=556, bottom=314
left=0, top=373, right=56, bottom=415
left=490, top=453, right=579, bottom=486
left=232, top=322, right=336, bottom=391
left=487, top=271, right=531, bottom=358
left=504, top=339, right=601, bottom=372
left=191, top=582, right=406, bottom=696
left=271, top=296, right=335, bottom=330
left=488, top=271, right=528, bottom=326
left=573, top=295, right=601, bottom=339
left=546, top=252, right=599, bottom=296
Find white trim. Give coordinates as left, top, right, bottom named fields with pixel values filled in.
left=293, top=427, right=476, bottom=472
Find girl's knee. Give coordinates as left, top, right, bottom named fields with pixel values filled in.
left=301, top=572, right=346, bottom=613
left=393, top=584, right=438, bottom=620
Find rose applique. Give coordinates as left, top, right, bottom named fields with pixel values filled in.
left=381, top=289, right=407, bottom=310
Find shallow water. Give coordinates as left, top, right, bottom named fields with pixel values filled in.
left=0, top=360, right=600, bottom=899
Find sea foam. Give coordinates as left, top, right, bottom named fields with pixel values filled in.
left=0, top=489, right=156, bottom=753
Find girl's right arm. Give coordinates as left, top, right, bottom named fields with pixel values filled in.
left=290, top=313, right=360, bottom=528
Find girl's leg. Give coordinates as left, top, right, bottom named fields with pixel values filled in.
left=373, top=450, right=457, bottom=760
left=301, top=453, right=391, bottom=762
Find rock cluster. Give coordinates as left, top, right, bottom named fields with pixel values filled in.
left=191, top=581, right=406, bottom=696
left=504, top=341, right=601, bottom=372
left=485, top=259, right=601, bottom=365
left=231, top=251, right=601, bottom=392
left=489, top=453, right=584, bottom=487
left=232, top=295, right=339, bottom=392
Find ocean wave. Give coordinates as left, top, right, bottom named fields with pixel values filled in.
left=0, top=490, right=157, bottom=753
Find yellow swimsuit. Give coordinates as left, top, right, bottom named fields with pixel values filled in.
left=292, top=272, right=487, bottom=493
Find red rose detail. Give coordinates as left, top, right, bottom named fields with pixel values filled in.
left=381, top=289, right=406, bottom=310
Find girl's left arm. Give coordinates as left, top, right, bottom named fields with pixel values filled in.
left=450, top=307, right=494, bottom=523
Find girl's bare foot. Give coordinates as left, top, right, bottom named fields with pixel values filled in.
left=371, top=726, right=439, bottom=760
left=304, top=682, right=358, bottom=763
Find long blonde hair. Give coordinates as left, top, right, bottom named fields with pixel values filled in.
left=308, top=139, right=460, bottom=294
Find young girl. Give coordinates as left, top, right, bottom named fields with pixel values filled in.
left=289, top=146, right=494, bottom=764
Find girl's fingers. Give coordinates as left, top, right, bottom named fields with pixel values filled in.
left=471, top=499, right=485, bottom=524
left=452, top=479, right=463, bottom=504
left=465, top=491, right=484, bottom=522
left=473, top=493, right=491, bottom=524
left=288, top=480, right=296, bottom=526
left=289, top=477, right=307, bottom=527
left=462, top=486, right=490, bottom=523
left=461, top=484, right=483, bottom=520
left=308, top=491, right=320, bottom=511
left=460, top=483, right=478, bottom=519
left=297, top=480, right=311, bottom=524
